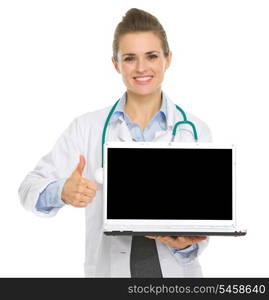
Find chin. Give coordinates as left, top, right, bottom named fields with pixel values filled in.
left=128, top=87, right=160, bottom=97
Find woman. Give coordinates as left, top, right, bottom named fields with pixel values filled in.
left=19, top=8, right=211, bottom=277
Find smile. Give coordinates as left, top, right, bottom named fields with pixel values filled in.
left=133, top=76, right=153, bottom=84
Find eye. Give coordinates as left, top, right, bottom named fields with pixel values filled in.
left=148, top=54, right=158, bottom=60
left=124, top=56, right=135, bottom=62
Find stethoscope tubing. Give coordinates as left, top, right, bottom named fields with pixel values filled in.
left=101, top=99, right=198, bottom=167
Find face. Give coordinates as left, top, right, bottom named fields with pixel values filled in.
left=112, top=32, right=172, bottom=97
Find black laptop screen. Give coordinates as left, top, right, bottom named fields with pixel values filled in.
left=106, top=147, right=233, bottom=220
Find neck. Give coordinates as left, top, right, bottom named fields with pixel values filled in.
left=124, top=89, right=162, bottom=124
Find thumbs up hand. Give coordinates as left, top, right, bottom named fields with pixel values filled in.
left=61, top=155, right=99, bottom=207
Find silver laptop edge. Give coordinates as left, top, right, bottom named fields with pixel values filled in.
left=103, top=142, right=246, bottom=236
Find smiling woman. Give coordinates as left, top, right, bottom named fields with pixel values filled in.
left=112, top=8, right=172, bottom=112
left=112, top=31, right=171, bottom=99
left=19, top=7, right=211, bottom=278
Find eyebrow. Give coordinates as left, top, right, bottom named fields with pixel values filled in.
left=122, top=51, right=160, bottom=57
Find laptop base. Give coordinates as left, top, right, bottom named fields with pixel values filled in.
left=104, top=230, right=247, bottom=236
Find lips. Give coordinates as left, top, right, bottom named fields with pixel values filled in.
left=133, top=75, right=153, bottom=84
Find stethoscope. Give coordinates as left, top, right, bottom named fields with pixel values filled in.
left=94, top=99, right=198, bottom=184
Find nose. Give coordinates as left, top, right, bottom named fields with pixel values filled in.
left=135, top=57, right=148, bottom=73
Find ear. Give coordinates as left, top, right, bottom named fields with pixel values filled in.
left=112, top=57, right=121, bottom=73
left=165, top=51, right=172, bottom=71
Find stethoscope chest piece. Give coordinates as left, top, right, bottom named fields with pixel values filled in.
left=94, top=167, right=104, bottom=184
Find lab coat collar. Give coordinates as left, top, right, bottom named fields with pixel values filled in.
left=109, top=91, right=168, bottom=126
left=164, top=92, right=185, bottom=127
left=108, top=115, right=133, bottom=142
left=152, top=92, right=185, bottom=140
left=108, top=91, right=184, bottom=142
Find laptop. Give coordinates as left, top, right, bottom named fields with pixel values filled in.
left=103, top=142, right=246, bottom=236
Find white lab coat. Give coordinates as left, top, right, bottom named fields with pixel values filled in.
left=19, top=93, right=212, bottom=277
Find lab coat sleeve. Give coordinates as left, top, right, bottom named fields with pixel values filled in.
left=197, top=237, right=209, bottom=257
left=18, top=117, right=85, bottom=217
left=35, top=179, right=66, bottom=213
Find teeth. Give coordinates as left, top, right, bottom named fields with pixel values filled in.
left=135, top=76, right=152, bottom=81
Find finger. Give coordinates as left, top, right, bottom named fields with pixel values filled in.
left=157, top=236, right=174, bottom=243
left=73, top=201, right=88, bottom=208
left=70, top=198, right=88, bottom=208
left=145, top=235, right=157, bottom=239
left=191, top=236, right=207, bottom=243
left=72, top=192, right=92, bottom=204
left=184, top=236, right=206, bottom=245
left=81, top=178, right=99, bottom=191
left=85, top=186, right=98, bottom=196
left=80, top=194, right=93, bottom=203
left=73, top=195, right=93, bottom=207
left=74, top=155, right=86, bottom=176
left=72, top=192, right=83, bottom=203
left=77, top=186, right=95, bottom=198
left=160, top=236, right=182, bottom=246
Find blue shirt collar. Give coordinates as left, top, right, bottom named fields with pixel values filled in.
left=110, top=92, right=168, bottom=126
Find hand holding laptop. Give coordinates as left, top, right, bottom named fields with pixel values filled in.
left=145, top=235, right=207, bottom=249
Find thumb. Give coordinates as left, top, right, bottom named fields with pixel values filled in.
left=75, top=155, right=86, bottom=176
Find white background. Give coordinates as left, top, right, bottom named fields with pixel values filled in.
left=0, top=0, right=268, bottom=277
